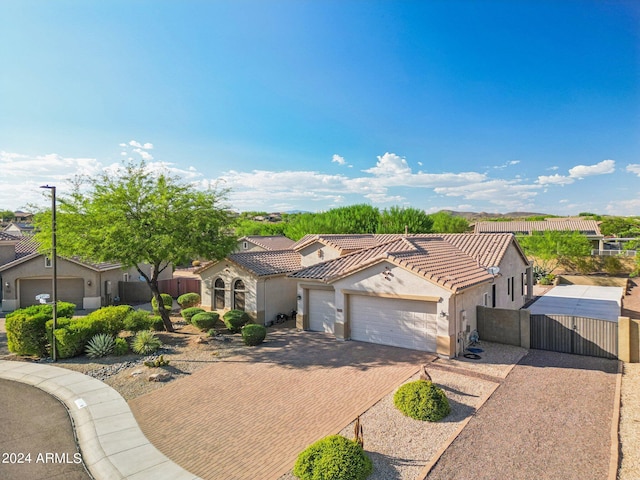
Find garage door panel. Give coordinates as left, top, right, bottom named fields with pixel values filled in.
left=308, top=289, right=335, bottom=334
left=350, top=295, right=436, bottom=352
left=20, top=279, right=83, bottom=309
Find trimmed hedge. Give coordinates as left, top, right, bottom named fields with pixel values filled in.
left=149, top=315, right=165, bottom=331
left=124, top=310, right=155, bottom=332
left=151, top=293, right=173, bottom=313
left=223, top=310, right=251, bottom=333
left=241, top=324, right=267, bottom=346
left=293, top=435, right=373, bottom=480
left=191, top=312, right=220, bottom=331
left=6, top=302, right=76, bottom=320
left=181, top=307, right=206, bottom=323
left=83, top=305, right=132, bottom=336
left=177, top=292, right=200, bottom=309
left=393, top=380, right=451, bottom=422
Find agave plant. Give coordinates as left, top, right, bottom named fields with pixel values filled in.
left=131, top=330, right=163, bottom=355
left=85, top=333, right=116, bottom=358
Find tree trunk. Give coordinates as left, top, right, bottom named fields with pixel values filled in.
left=149, top=281, right=174, bottom=333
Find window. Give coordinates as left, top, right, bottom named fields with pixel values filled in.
left=214, top=278, right=225, bottom=310
left=233, top=279, right=245, bottom=311
left=483, top=293, right=489, bottom=306
left=521, top=273, right=525, bottom=296
left=44, top=257, right=52, bottom=268
left=491, top=284, right=496, bottom=308
left=243, top=241, right=248, bottom=250
left=511, top=277, right=515, bottom=301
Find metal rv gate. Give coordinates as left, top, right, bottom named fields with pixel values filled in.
left=530, top=314, right=618, bottom=359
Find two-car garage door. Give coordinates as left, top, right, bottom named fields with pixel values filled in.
left=19, top=278, right=84, bottom=309
left=349, top=295, right=437, bottom=352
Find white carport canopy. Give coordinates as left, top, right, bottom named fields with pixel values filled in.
left=528, top=285, right=623, bottom=322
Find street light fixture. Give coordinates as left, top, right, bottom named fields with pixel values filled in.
left=40, top=185, right=57, bottom=362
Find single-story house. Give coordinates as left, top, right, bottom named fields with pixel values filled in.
left=0, top=233, right=171, bottom=311
left=289, top=233, right=532, bottom=358
left=236, top=235, right=295, bottom=253
left=473, top=218, right=604, bottom=250
left=198, top=233, right=532, bottom=358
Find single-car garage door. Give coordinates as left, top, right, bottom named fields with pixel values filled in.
left=19, top=278, right=83, bottom=309
left=308, top=289, right=335, bottom=334
left=349, top=295, right=437, bottom=351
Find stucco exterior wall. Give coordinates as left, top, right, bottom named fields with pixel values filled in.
left=199, top=262, right=258, bottom=322
left=0, top=243, right=16, bottom=266
left=491, top=243, right=530, bottom=309
left=257, top=276, right=298, bottom=325
left=299, top=243, right=341, bottom=267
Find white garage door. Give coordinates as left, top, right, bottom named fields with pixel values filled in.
left=308, top=289, right=335, bottom=334
left=20, top=278, right=84, bottom=309
left=350, top=295, right=437, bottom=351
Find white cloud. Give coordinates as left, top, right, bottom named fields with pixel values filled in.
left=133, top=148, right=154, bottom=161
left=128, top=140, right=143, bottom=148
left=626, top=164, right=640, bottom=176
left=142, top=143, right=154, bottom=150
left=605, top=196, right=640, bottom=216
left=568, top=159, right=615, bottom=179
left=364, top=193, right=406, bottom=204
left=548, top=166, right=559, bottom=171
left=331, top=154, right=347, bottom=166
left=536, top=174, right=574, bottom=186
left=364, top=152, right=411, bottom=176
left=434, top=179, right=540, bottom=210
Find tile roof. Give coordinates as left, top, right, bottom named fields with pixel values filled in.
left=290, top=233, right=522, bottom=292
left=15, top=237, right=39, bottom=258
left=0, top=232, right=20, bottom=242
left=241, top=235, right=296, bottom=251
left=473, top=219, right=602, bottom=236
left=227, top=250, right=302, bottom=277
left=291, top=234, right=405, bottom=253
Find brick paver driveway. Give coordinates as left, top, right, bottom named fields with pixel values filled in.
left=129, top=329, right=434, bottom=480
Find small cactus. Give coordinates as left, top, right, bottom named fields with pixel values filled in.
left=144, top=355, right=170, bottom=368
left=85, top=333, right=116, bottom=358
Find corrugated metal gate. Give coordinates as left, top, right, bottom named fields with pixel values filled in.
left=530, top=314, right=618, bottom=359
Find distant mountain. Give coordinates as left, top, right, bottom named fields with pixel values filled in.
left=438, top=210, right=551, bottom=221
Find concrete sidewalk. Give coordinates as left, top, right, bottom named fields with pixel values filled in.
left=0, top=360, right=200, bottom=480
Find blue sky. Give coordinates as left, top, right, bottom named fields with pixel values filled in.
left=1, top=1, right=638, bottom=215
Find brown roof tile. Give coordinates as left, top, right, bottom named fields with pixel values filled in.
left=228, top=250, right=302, bottom=277
left=473, top=219, right=601, bottom=236
left=240, top=235, right=295, bottom=251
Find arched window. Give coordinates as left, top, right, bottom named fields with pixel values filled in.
left=233, top=279, right=245, bottom=311
left=214, top=278, right=225, bottom=310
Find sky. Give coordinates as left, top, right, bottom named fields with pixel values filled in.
left=1, top=0, right=639, bottom=216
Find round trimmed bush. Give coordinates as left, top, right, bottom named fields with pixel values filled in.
left=241, top=324, right=267, bottom=346
left=149, top=315, right=165, bottom=331
left=177, top=292, right=201, bottom=309
left=222, top=310, right=251, bottom=333
left=6, top=312, right=50, bottom=356
left=151, top=293, right=173, bottom=313
left=181, top=307, right=206, bottom=323
left=293, top=435, right=373, bottom=480
left=124, top=310, right=154, bottom=332
left=191, top=312, right=220, bottom=331
left=393, top=380, right=451, bottom=422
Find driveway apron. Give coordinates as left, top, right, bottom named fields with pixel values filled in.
left=129, top=329, right=434, bottom=480
left=426, top=349, right=619, bottom=480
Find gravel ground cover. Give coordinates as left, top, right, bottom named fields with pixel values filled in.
left=619, top=362, right=640, bottom=479
left=427, top=349, right=619, bottom=480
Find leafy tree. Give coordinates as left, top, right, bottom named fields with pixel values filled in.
left=428, top=211, right=469, bottom=233
left=516, top=231, right=592, bottom=277
left=377, top=206, right=433, bottom=234
left=34, top=160, right=237, bottom=332
left=234, top=218, right=287, bottom=237
left=0, top=209, right=15, bottom=222
left=600, top=217, right=640, bottom=237
left=284, top=204, right=379, bottom=240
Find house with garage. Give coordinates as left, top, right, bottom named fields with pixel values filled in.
left=290, top=233, right=532, bottom=358
left=0, top=233, right=170, bottom=311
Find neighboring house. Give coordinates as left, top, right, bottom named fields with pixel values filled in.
left=3, top=222, right=35, bottom=237
left=289, top=233, right=531, bottom=358
left=473, top=218, right=604, bottom=250
left=196, top=249, right=301, bottom=325
left=0, top=234, right=171, bottom=311
left=198, top=233, right=532, bottom=358
left=13, top=211, right=33, bottom=223
left=236, top=235, right=295, bottom=253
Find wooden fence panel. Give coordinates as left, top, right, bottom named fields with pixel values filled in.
left=158, top=278, right=201, bottom=298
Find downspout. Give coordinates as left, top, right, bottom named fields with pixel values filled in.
left=453, top=292, right=458, bottom=358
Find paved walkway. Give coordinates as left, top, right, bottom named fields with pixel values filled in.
left=129, top=329, right=434, bottom=480
left=0, top=360, right=199, bottom=480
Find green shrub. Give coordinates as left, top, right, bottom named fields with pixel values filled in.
left=181, top=307, right=206, bottom=322
left=241, top=324, right=267, bottom=346
left=6, top=302, right=76, bottom=320
left=293, top=435, right=373, bottom=480
left=113, top=337, right=129, bottom=356
left=124, top=310, right=154, bottom=332
left=149, top=315, right=165, bottom=331
left=177, top=292, right=201, bottom=309
left=131, top=330, right=162, bottom=355
left=151, top=294, right=173, bottom=313
left=393, top=380, right=451, bottom=422
left=51, top=322, right=93, bottom=359
left=223, top=310, right=251, bottom=333
left=603, top=256, right=624, bottom=275
left=82, top=305, right=132, bottom=336
left=85, top=333, right=116, bottom=358
left=191, top=312, right=220, bottom=331
left=6, top=312, right=50, bottom=356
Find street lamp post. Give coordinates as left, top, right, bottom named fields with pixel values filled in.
left=41, top=185, right=57, bottom=362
